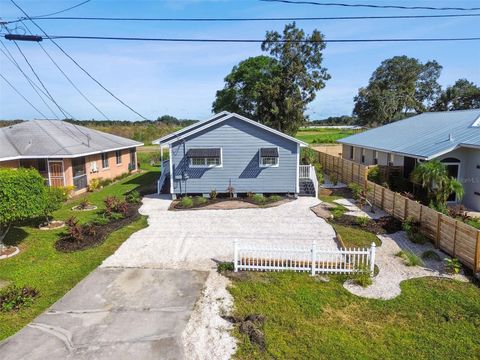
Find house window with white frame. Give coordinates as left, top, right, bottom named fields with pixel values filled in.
left=115, top=150, right=122, bottom=165
left=101, top=152, right=109, bottom=169
left=188, top=148, right=222, bottom=168
left=259, top=147, right=279, bottom=167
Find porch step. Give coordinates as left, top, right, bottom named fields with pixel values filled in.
left=299, top=179, right=316, bottom=197
left=160, top=175, right=170, bottom=194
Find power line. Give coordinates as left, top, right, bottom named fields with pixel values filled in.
left=20, top=20, right=110, bottom=120
left=5, top=13, right=480, bottom=23
left=34, top=0, right=91, bottom=18
left=260, top=0, right=480, bottom=11
left=9, top=0, right=149, bottom=120
left=0, top=40, right=61, bottom=118
left=15, top=34, right=480, bottom=44
left=0, top=72, right=48, bottom=118
left=2, top=26, right=72, bottom=118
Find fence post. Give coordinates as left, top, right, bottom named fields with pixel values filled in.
left=475, top=231, right=480, bottom=273
left=311, top=240, right=317, bottom=276
left=370, top=242, right=376, bottom=276
left=233, top=239, right=238, bottom=272
left=436, top=213, right=442, bottom=248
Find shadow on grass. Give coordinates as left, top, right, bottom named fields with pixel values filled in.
left=125, top=170, right=160, bottom=195
left=3, top=227, right=28, bottom=247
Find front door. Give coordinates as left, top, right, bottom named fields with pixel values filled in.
left=446, top=164, right=460, bottom=202
left=48, top=160, right=65, bottom=187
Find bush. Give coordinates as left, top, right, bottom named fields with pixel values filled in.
left=444, top=258, right=462, bottom=274
left=251, top=194, right=266, bottom=204
left=396, top=250, right=424, bottom=267
left=421, top=250, right=441, bottom=261
left=87, top=178, right=100, bottom=192
left=98, top=178, right=113, bottom=187
left=125, top=190, right=141, bottom=204
left=301, top=148, right=318, bottom=165
left=104, top=196, right=129, bottom=216
left=0, top=285, right=38, bottom=312
left=210, top=189, right=218, bottom=200
left=217, top=262, right=234, bottom=272
left=0, top=168, right=47, bottom=238
left=43, top=187, right=67, bottom=223
left=92, top=216, right=110, bottom=226
left=350, top=265, right=372, bottom=287
left=179, top=196, right=193, bottom=208
left=348, top=183, right=363, bottom=200
left=356, top=216, right=370, bottom=227
left=314, top=163, right=324, bottom=184
left=193, top=196, right=207, bottom=206
left=367, top=166, right=381, bottom=184
left=268, top=195, right=283, bottom=202
left=402, top=217, right=428, bottom=244
left=59, top=185, right=75, bottom=198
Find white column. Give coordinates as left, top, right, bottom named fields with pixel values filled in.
left=233, top=239, right=239, bottom=272
left=311, top=240, right=317, bottom=276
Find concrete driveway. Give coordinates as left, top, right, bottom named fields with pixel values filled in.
left=0, top=268, right=207, bottom=360
left=102, top=195, right=338, bottom=270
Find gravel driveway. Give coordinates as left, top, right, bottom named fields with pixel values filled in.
left=102, top=195, right=338, bottom=271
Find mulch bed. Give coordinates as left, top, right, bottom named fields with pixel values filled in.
left=55, top=204, right=141, bottom=252
left=71, top=205, right=98, bottom=211
left=170, top=196, right=290, bottom=211
left=222, top=314, right=267, bottom=351
left=319, top=187, right=353, bottom=198
left=39, top=220, right=65, bottom=231
left=330, top=215, right=403, bottom=235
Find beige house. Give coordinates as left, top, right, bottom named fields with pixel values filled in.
left=0, top=120, right=142, bottom=194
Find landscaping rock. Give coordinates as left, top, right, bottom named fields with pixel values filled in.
left=310, top=204, right=333, bottom=219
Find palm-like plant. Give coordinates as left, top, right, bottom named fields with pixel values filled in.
left=410, top=160, right=464, bottom=208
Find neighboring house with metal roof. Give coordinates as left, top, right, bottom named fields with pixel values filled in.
left=153, top=112, right=318, bottom=198
left=0, top=120, right=143, bottom=194
left=338, top=109, right=480, bottom=211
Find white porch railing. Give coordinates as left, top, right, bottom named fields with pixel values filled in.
left=299, top=164, right=319, bottom=197
left=234, top=240, right=376, bottom=276
left=157, top=160, right=170, bottom=194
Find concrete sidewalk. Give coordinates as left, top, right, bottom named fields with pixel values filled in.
left=0, top=268, right=207, bottom=360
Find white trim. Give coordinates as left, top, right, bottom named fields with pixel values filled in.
left=296, top=143, right=300, bottom=194
left=152, top=111, right=231, bottom=144
left=187, top=147, right=223, bottom=168
left=258, top=147, right=279, bottom=168
left=156, top=113, right=308, bottom=147
left=169, top=144, right=174, bottom=195
left=0, top=144, right=142, bottom=162
left=472, top=115, right=480, bottom=127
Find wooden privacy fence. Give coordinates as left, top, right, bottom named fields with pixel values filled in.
left=316, top=150, right=480, bottom=273
left=233, top=240, right=376, bottom=276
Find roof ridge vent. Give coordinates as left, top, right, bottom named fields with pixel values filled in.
left=472, top=115, right=480, bottom=127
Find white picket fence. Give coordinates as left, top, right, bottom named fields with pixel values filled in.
left=233, top=240, right=376, bottom=276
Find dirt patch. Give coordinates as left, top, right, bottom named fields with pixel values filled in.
left=310, top=203, right=334, bottom=219
left=223, top=314, right=266, bottom=351
left=170, top=197, right=292, bottom=211
left=331, top=215, right=403, bottom=235
left=0, top=246, right=19, bottom=259
left=39, top=220, right=65, bottom=231
left=320, top=187, right=353, bottom=198
left=55, top=204, right=140, bottom=252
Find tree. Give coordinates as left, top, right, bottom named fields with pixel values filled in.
left=0, top=168, right=47, bottom=241
left=43, top=187, right=67, bottom=225
left=432, top=79, right=480, bottom=111
left=212, top=23, right=330, bottom=135
left=353, top=56, right=442, bottom=126
left=212, top=56, right=279, bottom=118
left=410, top=160, right=464, bottom=210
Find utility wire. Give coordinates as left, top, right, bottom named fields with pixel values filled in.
left=0, top=72, right=48, bottom=118
left=0, top=40, right=61, bottom=118
left=21, top=20, right=110, bottom=120
left=9, top=0, right=149, bottom=120
left=33, top=0, right=91, bottom=18
left=5, top=13, right=480, bottom=23
left=2, top=26, right=72, bottom=118
left=18, top=34, right=480, bottom=43
left=260, top=0, right=480, bottom=11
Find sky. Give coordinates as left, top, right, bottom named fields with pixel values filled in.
left=0, top=0, right=479, bottom=121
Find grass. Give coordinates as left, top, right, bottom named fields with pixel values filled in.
left=0, top=162, right=159, bottom=340
left=295, top=128, right=361, bottom=144
left=332, top=223, right=381, bottom=248
left=228, top=272, right=480, bottom=359
left=396, top=250, right=424, bottom=267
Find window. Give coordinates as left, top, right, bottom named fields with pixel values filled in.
left=373, top=151, right=378, bottom=165
left=115, top=150, right=122, bottom=165
left=90, top=161, right=98, bottom=173
left=388, top=153, right=394, bottom=166
left=72, top=157, right=87, bottom=189
left=188, top=148, right=222, bottom=168
left=349, top=146, right=354, bottom=160
left=101, top=152, right=109, bottom=168
left=129, top=148, right=136, bottom=170
left=259, top=147, right=279, bottom=167
left=190, top=157, right=221, bottom=167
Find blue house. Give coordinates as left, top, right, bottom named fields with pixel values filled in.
left=153, top=112, right=318, bottom=198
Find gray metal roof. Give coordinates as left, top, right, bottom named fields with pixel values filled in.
left=187, top=148, right=221, bottom=158
left=260, top=147, right=279, bottom=157
left=0, top=120, right=143, bottom=160
left=338, top=109, right=480, bottom=159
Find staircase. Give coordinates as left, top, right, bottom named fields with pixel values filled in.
left=160, top=175, right=170, bottom=194
left=299, top=178, right=316, bottom=197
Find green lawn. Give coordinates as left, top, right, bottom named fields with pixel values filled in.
left=0, top=165, right=159, bottom=340
left=295, top=128, right=361, bottom=144
left=229, top=272, right=480, bottom=359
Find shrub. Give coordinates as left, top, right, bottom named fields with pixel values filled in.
left=0, top=285, right=38, bottom=312
left=179, top=196, right=193, bottom=208
left=210, top=189, right=218, bottom=200
left=98, top=178, right=112, bottom=187
left=314, top=163, right=324, bottom=184
left=193, top=196, right=207, bottom=206
left=348, top=183, right=363, bottom=200
left=444, top=258, right=462, bottom=274
left=329, top=172, right=338, bottom=186
left=217, top=262, right=234, bottom=272
left=301, top=148, right=318, bottom=165
left=246, top=192, right=255, bottom=198
left=60, top=185, right=75, bottom=198
left=87, top=178, right=100, bottom=192
left=396, top=250, right=424, bottom=267
left=104, top=196, right=129, bottom=216
left=421, top=250, right=441, bottom=261
left=403, top=217, right=428, bottom=244
left=64, top=217, right=85, bottom=243
left=0, top=168, right=47, bottom=239
left=252, top=194, right=266, bottom=204
left=125, top=190, right=141, bottom=204
left=268, top=195, right=283, bottom=203
left=108, top=212, right=124, bottom=221
left=92, top=216, right=110, bottom=226
left=356, top=216, right=370, bottom=227
left=43, top=187, right=67, bottom=223
left=367, top=166, right=381, bottom=184
left=77, top=197, right=92, bottom=210
left=466, top=217, right=480, bottom=230
left=350, top=265, right=372, bottom=287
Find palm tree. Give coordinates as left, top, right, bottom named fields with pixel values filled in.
left=410, top=160, right=464, bottom=209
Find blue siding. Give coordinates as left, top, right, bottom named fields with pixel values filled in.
left=170, top=116, right=298, bottom=194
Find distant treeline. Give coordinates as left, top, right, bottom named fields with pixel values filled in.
left=0, top=115, right=198, bottom=144
left=308, top=115, right=358, bottom=126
